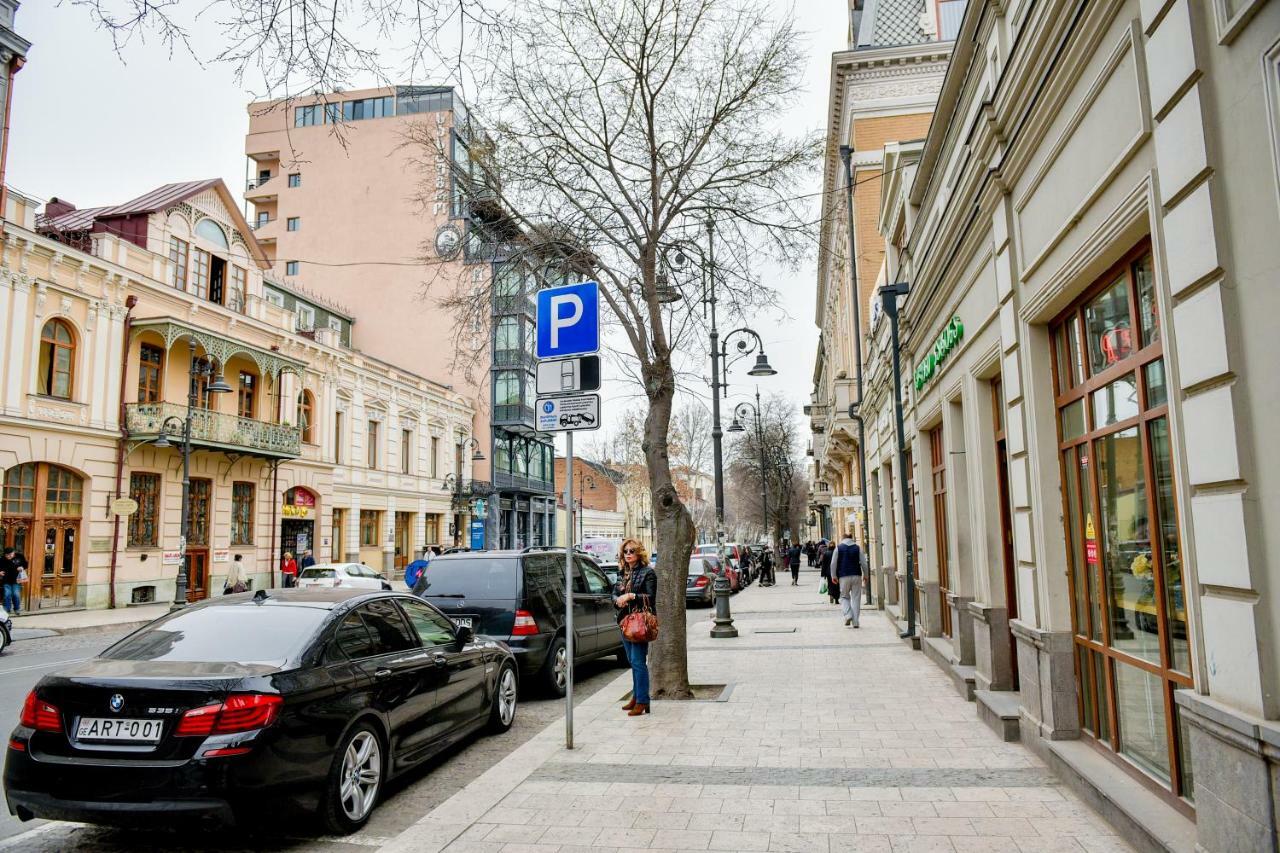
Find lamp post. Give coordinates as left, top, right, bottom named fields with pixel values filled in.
left=444, top=439, right=486, bottom=548
left=880, top=281, right=917, bottom=638
left=839, top=145, right=875, bottom=607
left=152, top=349, right=233, bottom=611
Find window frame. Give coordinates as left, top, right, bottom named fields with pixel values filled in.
left=137, top=343, right=164, bottom=404
left=285, top=261, right=299, bottom=277
left=127, top=472, right=160, bottom=547
left=297, top=390, right=315, bottom=444
left=38, top=319, right=75, bottom=400
left=287, top=173, right=301, bottom=188
left=286, top=216, right=300, bottom=232
left=230, top=481, right=255, bottom=547
left=367, top=420, right=380, bottom=469
left=237, top=371, right=256, bottom=419
left=169, top=237, right=189, bottom=291
left=401, top=428, right=413, bottom=475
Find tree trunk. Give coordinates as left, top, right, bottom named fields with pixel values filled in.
left=642, top=367, right=695, bottom=700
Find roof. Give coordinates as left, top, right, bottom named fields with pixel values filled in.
left=38, top=180, right=221, bottom=232
left=871, top=0, right=929, bottom=47
left=185, top=587, right=400, bottom=610
left=36, top=178, right=271, bottom=269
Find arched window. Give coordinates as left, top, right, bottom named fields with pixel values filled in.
left=195, top=218, right=229, bottom=250
left=38, top=319, right=75, bottom=399
left=296, top=390, right=314, bottom=443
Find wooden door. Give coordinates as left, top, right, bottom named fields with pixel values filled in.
left=37, top=520, right=79, bottom=609
left=2, top=463, right=83, bottom=611
left=185, top=550, right=210, bottom=602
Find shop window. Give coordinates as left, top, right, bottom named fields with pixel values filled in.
left=38, top=319, right=75, bottom=399
left=127, top=472, right=160, bottom=547
left=1052, top=243, right=1192, bottom=801
left=231, top=482, right=255, bottom=546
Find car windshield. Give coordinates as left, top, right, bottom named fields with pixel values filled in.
left=101, top=605, right=330, bottom=666
left=415, top=557, right=519, bottom=599
left=300, top=567, right=337, bottom=579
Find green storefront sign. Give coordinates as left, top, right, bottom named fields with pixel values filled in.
left=914, top=316, right=964, bottom=391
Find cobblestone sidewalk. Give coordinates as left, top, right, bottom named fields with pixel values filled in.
left=383, top=578, right=1132, bottom=853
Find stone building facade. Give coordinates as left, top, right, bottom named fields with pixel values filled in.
left=834, top=1, right=1280, bottom=850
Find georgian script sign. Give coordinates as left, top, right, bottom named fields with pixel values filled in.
left=914, top=316, right=964, bottom=391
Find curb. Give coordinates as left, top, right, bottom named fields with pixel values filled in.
left=9, top=619, right=152, bottom=640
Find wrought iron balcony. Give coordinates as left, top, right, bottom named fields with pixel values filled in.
left=492, top=471, right=555, bottom=494
left=492, top=404, right=536, bottom=428
left=126, top=402, right=301, bottom=459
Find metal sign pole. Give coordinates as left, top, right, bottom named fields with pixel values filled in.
left=564, top=431, right=575, bottom=750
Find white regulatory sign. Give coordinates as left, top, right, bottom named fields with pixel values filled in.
left=536, top=395, right=601, bottom=432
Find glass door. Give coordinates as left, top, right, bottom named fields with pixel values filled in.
left=929, top=427, right=951, bottom=636
left=1051, top=244, right=1193, bottom=803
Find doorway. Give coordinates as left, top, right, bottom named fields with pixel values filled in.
left=992, top=378, right=1019, bottom=689
left=1, top=463, right=83, bottom=611
left=394, top=512, right=413, bottom=569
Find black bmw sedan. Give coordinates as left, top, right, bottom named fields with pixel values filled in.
left=4, top=588, right=518, bottom=834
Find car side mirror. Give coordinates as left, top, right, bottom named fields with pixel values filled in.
left=454, top=625, right=474, bottom=647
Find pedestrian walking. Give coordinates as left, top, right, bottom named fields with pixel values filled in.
left=788, top=542, right=801, bottom=585
left=0, top=547, right=27, bottom=615
left=819, top=540, right=839, bottom=604
left=280, top=551, right=298, bottom=588
left=223, top=554, right=248, bottom=594
left=805, top=541, right=816, bottom=567
left=834, top=529, right=863, bottom=628
left=614, top=538, right=657, bottom=717
left=299, top=549, right=316, bottom=570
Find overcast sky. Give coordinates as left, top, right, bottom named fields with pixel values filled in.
left=9, top=2, right=844, bottom=451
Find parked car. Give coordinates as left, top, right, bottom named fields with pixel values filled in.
left=4, top=589, right=518, bottom=834
left=685, top=557, right=718, bottom=606
left=412, top=549, right=623, bottom=696
left=693, top=546, right=741, bottom=591
left=0, top=606, right=10, bottom=654
left=296, top=563, right=393, bottom=591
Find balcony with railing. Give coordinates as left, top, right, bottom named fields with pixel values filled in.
left=493, top=348, right=536, bottom=370
left=245, top=175, right=278, bottom=202
left=492, top=471, right=555, bottom=494
left=492, top=403, right=536, bottom=428
left=126, top=402, right=302, bottom=459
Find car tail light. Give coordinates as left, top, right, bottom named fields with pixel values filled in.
left=19, top=692, right=61, bottom=733
left=694, top=575, right=710, bottom=587
left=175, top=694, right=283, bottom=736
left=512, top=609, right=539, bottom=636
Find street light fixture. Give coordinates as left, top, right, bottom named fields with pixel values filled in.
left=154, top=348, right=232, bottom=611
left=462, top=436, right=485, bottom=463
left=880, top=281, right=917, bottom=639
left=727, top=389, right=770, bottom=554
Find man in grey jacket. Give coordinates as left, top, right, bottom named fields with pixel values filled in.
left=833, top=530, right=863, bottom=628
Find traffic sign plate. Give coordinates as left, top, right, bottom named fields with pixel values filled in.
left=536, top=356, right=601, bottom=396
left=536, top=395, right=601, bottom=432
left=535, top=281, right=600, bottom=359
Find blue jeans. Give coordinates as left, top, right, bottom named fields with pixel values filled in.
left=3, top=583, right=21, bottom=614
left=622, top=638, right=650, bottom=705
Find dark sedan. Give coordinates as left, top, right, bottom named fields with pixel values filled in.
left=685, top=557, right=718, bottom=606
left=4, top=589, right=518, bottom=834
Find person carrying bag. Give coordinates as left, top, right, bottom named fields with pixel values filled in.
left=614, top=538, right=658, bottom=716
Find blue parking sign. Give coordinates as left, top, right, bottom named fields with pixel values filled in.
left=536, top=281, right=600, bottom=359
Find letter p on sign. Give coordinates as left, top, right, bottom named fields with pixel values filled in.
left=536, top=281, right=600, bottom=359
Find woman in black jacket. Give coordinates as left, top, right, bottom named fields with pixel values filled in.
left=614, top=537, right=657, bottom=716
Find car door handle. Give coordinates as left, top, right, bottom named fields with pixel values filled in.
left=374, top=669, right=392, bottom=679
left=432, top=654, right=448, bottom=668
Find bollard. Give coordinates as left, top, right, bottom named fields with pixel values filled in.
left=709, top=575, right=738, bottom=638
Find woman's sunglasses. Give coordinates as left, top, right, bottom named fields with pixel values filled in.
left=624, top=548, right=638, bottom=555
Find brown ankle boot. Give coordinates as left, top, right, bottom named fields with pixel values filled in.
left=621, top=698, right=637, bottom=711
left=627, top=703, right=650, bottom=716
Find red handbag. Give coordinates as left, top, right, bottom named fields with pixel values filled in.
left=621, top=608, right=659, bottom=643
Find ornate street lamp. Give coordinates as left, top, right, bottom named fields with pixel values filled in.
left=154, top=349, right=232, bottom=611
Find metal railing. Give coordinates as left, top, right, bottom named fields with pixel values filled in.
left=126, top=402, right=302, bottom=457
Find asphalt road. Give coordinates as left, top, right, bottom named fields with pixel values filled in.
left=0, top=604, right=716, bottom=851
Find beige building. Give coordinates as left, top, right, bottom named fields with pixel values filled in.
left=0, top=176, right=473, bottom=610
left=808, top=0, right=954, bottom=550
left=834, top=0, right=1280, bottom=850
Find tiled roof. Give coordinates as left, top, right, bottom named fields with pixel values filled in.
left=36, top=205, right=109, bottom=232
left=871, top=0, right=930, bottom=47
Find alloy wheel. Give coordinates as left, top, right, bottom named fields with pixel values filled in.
left=339, top=731, right=381, bottom=821
left=498, top=667, right=518, bottom=726
left=553, top=645, right=568, bottom=690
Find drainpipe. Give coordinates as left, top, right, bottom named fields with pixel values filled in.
left=107, top=294, right=138, bottom=610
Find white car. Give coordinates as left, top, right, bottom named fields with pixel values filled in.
left=295, top=563, right=392, bottom=591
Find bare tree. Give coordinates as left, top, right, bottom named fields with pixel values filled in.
left=457, top=0, right=817, bottom=698
left=727, top=391, right=805, bottom=544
